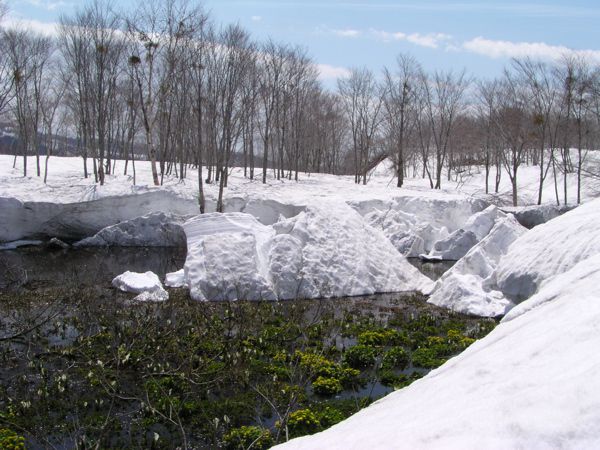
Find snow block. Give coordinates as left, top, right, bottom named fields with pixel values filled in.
left=112, top=270, right=169, bottom=302
left=175, top=204, right=433, bottom=301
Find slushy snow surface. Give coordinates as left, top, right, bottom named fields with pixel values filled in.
left=111, top=271, right=169, bottom=302
left=174, top=204, right=433, bottom=301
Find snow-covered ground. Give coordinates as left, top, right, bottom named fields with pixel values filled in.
left=274, top=198, right=600, bottom=450
left=3, top=153, right=600, bottom=447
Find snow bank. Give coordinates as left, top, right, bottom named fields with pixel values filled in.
left=501, top=204, right=576, bottom=229
left=496, top=198, right=600, bottom=301
left=74, top=212, right=190, bottom=247
left=427, top=213, right=526, bottom=316
left=0, top=191, right=197, bottom=242
left=419, top=205, right=502, bottom=261
left=361, top=197, right=488, bottom=258
left=112, top=271, right=169, bottom=302
left=174, top=204, right=433, bottom=301
left=275, top=254, right=600, bottom=450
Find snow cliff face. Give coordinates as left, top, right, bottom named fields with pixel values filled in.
left=174, top=204, right=433, bottom=301
left=0, top=191, right=198, bottom=242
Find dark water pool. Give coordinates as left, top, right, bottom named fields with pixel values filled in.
left=0, top=246, right=453, bottom=291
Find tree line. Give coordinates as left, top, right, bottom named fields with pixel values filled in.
left=1, top=0, right=599, bottom=207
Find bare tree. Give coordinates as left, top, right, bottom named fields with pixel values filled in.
left=4, top=29, right=53, bottom=177
left=421, top=69, right=469, bottom=189
left=382, top=54, right=420, bottom=187
left=337, top=67, right=382, bottom=184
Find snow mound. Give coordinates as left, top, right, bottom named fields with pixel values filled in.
left=275, top=254, right=600, bottom=450
left=419, top=205, right=502, bottom=261
left=270, top=203, right=432, bottom=298
left=496, top=198, right=600, bottom=301
left=428, top=213, right=526, bottom=317
left=112, top=271, right=169, bottom=302
left=74, top=212, right=190, bottom=247
left=424, top=229, right=478, bottom=261
left=361, top=197, right=487, bottom=258
left=174, top=204, right=433, bottom=301
left=501, top=204, right=576, bottom=229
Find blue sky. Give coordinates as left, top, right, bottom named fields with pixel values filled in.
left=6, top=0, right=600, bottom=84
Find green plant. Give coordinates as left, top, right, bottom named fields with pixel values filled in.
left=357, top=328, right=406, bottom=346
left=223, top=425, right=272, bottom=450
left=411, top=347, right=445, bottom=369
left=343, top=345, right=378, bottom=369
left=0, top=428, right=25, bottom=450
left=312, top=376, right=343, bottom=396
left=316, top=406, right=345, bottom=428
left=286, top=408, right=320, bottom=438
left=381, top=346, right=410, bottom=370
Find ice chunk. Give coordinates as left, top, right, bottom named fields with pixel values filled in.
left=423, top=229, right=478, bottom=261
left=112, top=270, right=169, bottom=302
left=462, top=205, right=501, bottom=240
left=165, top=269, right=186, bottom=288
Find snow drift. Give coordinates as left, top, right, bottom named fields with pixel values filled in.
left=74, top=212, right=190, bottom=247
left=360, top=197, right=488, bottom=258
left=173, top=204, right=433, bottom=301
left=427, top=211, right=527, bottom=317
left=495, top=197, right=600, bottom=301
left=275, top=253, right=600, bottom=450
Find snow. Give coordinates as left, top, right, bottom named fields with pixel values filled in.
left=111, top=270, right=169, bottom=302
left=174, top=204, right=433, bottom=301
left=501, top=204, right=576, bottom=229
left=496, top=197, right=600, bottom=301
left=274, top=253, right=600, bottom=450
left=427, top=213, right=526, bottom=317
left=0, top=239, right=43, bottom=250
left=74, top=212, right=190, bottom=247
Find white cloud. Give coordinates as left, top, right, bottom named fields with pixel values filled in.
left=251, top=15, right=262, bottom=22
left=316, top=63, right=351, bottom=81
left=332, top=28, right=361, bottom=38
left=463, top=37, right=600, bottom=62
left=369, top=29, right=452, bottom=48
left=405, top=32, right=452, bottom=49
left=3, top=17, right=58, bottom=36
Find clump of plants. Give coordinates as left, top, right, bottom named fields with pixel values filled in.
left=0, top=428, right=25, bottom=450
left=0, top=286, right=495, bottom=448
left=343, top=344, right=378, bottom=369
left=223, top=425, right=272, bottom=450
